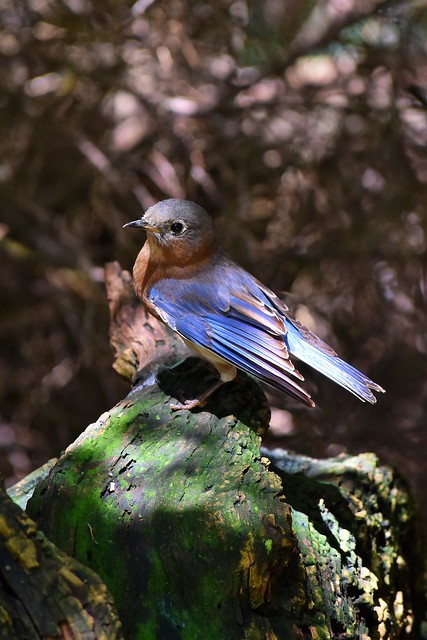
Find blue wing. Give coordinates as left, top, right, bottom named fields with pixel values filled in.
left=257, top=285, right=385, bottom=403
left=176, top=311, right=314, bottom=406
left=146, top=255, right=384, bottom=405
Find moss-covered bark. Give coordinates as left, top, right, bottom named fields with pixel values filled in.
left=26, top=360, right=422, bottom=639
left=7, top=458, right=57, bottom=510
left=265, top=449, right=423, bottom=639
left=0, top=481, right=123, bottom=640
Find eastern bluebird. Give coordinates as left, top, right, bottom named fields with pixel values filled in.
left=124, top=199, right=385, bottom=410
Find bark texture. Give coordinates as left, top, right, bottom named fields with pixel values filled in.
left=0, top=482, right=123, bottom=640
left=105, top=261, right=190, bottom=384
left=26, top=372, right=421, bottom=639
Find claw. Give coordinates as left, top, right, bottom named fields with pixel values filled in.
left=169, top=378, right=225, bottom=411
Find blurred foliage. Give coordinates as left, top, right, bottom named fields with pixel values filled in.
left=0, top=0, right=426, bottom=530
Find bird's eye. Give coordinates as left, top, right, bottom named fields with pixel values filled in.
left=169, top=221, right=186, bottom=236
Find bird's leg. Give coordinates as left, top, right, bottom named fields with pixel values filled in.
left=170, top=377, right=226, bottom=411
left=169, top=358, right=237, bottom=411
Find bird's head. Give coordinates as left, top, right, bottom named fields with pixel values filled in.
left=124, top=199, right=217, bottom=266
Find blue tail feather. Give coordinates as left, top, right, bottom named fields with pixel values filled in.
left=284, top=323, right=384, bottom=403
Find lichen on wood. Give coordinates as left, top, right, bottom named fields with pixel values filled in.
left=265, top=449, right=420, bottom=639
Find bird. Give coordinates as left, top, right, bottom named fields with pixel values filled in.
left=124, top=199, right=385, bottom=410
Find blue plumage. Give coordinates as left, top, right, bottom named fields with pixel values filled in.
left=125, top=198, right=384, bottom=409
left=284, top=323, right=381, bottom=403
left=146, top=253, right=384, bottom=406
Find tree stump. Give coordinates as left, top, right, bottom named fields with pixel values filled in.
left=23, top=263, right=424, bottom=639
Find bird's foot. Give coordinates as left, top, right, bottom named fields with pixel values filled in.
left=170, top=398, right=207, bottom=411
left=169, top=378, right=225, bottom=412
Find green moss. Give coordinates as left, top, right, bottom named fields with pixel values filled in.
left=27, top=382, right=421, bottom=639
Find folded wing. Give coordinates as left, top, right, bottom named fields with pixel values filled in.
left=146, top=258, right=384, bottom=405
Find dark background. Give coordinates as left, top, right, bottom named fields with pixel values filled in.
left=1, top=1, right=426, bottom=531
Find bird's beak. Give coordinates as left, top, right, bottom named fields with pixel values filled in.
left=123, top=218, right=159, bottom=232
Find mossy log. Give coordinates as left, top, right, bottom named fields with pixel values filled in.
left=25, top=367, right=421, bottom=639
left=7, top=458, right=57, bottom=510
left=0, top=481, right=123, bottom=640
left=23, top=263, right=424, bottom=639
